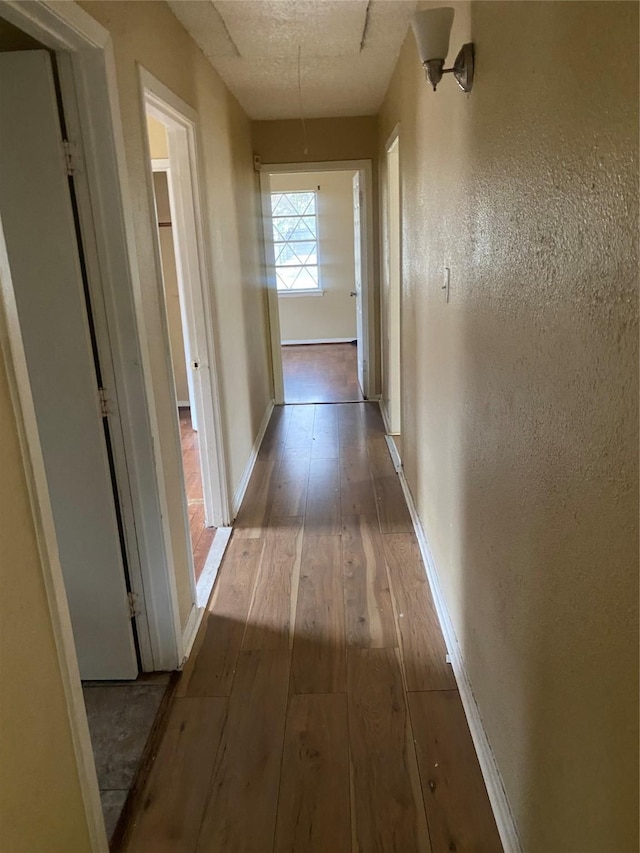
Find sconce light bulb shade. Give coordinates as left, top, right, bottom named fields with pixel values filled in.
left=411, top=7, right=455, bottom=63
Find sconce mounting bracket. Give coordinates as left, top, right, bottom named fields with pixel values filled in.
left=452, top=42, right=474, bottom=92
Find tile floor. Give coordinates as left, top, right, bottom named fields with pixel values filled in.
left=82, top=676, right=171, bottom=841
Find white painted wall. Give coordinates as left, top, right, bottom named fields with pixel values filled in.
left=271, top=170, right=357, bottom=343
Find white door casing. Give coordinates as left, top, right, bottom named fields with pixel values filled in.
left=386, top=133, right=402, bottom=434
left=142, top=70, right=230, bottom=536
left=0, top=50, right=137, bottom=679
left=352, top=171, right=365, bottom=395
left=151, top=162, right=198, bottom=430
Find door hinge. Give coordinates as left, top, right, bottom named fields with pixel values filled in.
left=98, top=387, right=110, bottom=418
left=127, top=591, right=141, bottom=619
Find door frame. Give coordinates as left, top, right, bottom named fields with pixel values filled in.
left=141, top=69, right=229, bottom=530
left=0, top=3, right=142, bottom=847
left=140, top=69, right=231, bottom=621
left=382, top=124, right=402, bottom=436
left=0, top=0, right=197, bottom=675
left=259, top=159, right=375, bottom=403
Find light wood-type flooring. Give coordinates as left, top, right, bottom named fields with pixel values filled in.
left=282, top=343, right=365, bottom=404
left=179, top=407, right=216, bottom=582
left=122, top=403, right=502, bottom=853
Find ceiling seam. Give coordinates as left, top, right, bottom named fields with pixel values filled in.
left=211, top=2, right=241, bottom=57
left=359, top=0, right=372, bottom=52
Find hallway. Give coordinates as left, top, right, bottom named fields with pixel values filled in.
left=121, top=402, right=501, bottom=852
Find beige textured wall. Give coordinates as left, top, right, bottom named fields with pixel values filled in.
left=151, top=170, right=190, bottom=403
left=147, top=113, right=168, bottom=160
left=271, top=170, right=357, bottom=342
left=253, top=116, right=381, bottom=391
left=79, top=1, right=272, bottom=627
left=379, top=2, right=639, bottom=851
left=0, top=350, right=93, bottom=852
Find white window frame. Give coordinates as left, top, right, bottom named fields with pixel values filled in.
left=271, top=189, right=323, bottom=297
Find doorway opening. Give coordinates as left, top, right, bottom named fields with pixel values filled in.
left=0, top=19, right=177, bottom=844
left=383, top=129, right=402, bottom=462
left=143, top=74, right=232, bottom=612
left=261, top=160, right=375, bottom=405
left=148, top=155, right=214, bottom=583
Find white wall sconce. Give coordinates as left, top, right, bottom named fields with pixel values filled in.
left=411, top=7, right=474, bottom=92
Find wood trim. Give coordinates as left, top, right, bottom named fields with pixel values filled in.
left=394, top=458, right=524, bottom=853
left=232, top=399, right=275, bottom=517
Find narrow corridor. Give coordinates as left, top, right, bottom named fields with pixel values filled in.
left=121, top=403, right=502, bottom=852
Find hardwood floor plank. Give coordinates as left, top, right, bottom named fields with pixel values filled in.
left=311, top=404, right=340, bottom=460
left=383, top=534, right=456, bottom=692
left=409, top=691, right=503, bottom=853
left=180, top=538, right=264, bottom=697
left=340, top=445, right=377, bottom=518
left=258, top=405, right=292, bottom=461
left=367, top=438, right=413, bottom=534
left=243, top=516, right=304, bottom=652
left=347, top=647, right=431, bottom=852
left=271, top=447, right=310, bottom=518
left=274, top=694, right=351, bottom=853
left=342, top=515, right=397, bottom=648
left=282, top=344, right=364, bottom=405
left=234, top=460, right=279, bottom=539
left=361, top=402, right=385, bottom=437
left=291, top=534, right=346, bottom=693
left=124, top=402, right=490, bottom=853
left=305, top=458, right=341, bottom=535
left=192, top=526, right=216, bottom=584
left=285, top=404, right=315, bottom=449
left=124, top=697, right=226, bottom=853
left=337, top=403, right=366, bottom=449
left=195, top=650, right=290, bottom=853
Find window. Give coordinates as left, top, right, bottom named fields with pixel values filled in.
left=270, top=191, right=320, bottom=293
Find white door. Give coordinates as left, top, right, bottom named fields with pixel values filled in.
left=352, top=172, right=365, bottom=394
left=0, top=51, right=138, bottom=680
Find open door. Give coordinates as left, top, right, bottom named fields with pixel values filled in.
left=352, top=171, right=365, bottom=396
left=0, top=50, right=138, bottom=679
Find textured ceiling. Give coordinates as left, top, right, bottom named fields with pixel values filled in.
left=166, top=0, right=417, bottom=120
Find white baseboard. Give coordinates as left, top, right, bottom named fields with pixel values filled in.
left=196, top=526, right=232, bottom=608
left=396, top=464, right=523, bottom=853
left=379, top=399, right=392, bottom=434
left=180, top=604, right=200, bottom=666
left=383, top=433, right=402, bottom=472
left=231, top=399, right=275, bottom=517
left=281, top=337, right=355, bottom=345
left=180, top=526, right=233, bottom=665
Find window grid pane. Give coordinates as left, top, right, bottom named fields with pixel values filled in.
left=271, top=191, right=319, bottom=291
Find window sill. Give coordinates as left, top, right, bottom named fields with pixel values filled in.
left=277, top=289, right=325, bottom=298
